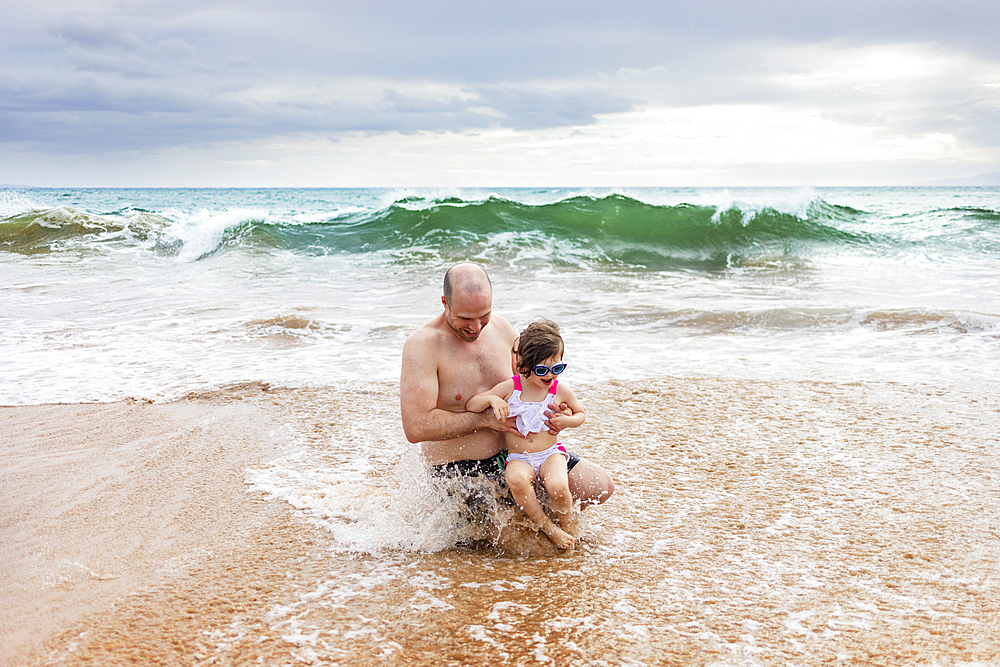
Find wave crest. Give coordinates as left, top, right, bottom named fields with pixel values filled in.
left=0, top=206, right=166, bottom=254
left=7, top=191, right=982, bottom=269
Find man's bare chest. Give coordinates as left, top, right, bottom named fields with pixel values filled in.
left=436, top=346, right=510, bottom=411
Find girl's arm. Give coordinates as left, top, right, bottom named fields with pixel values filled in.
left=466, top=378, right=515, bottom=420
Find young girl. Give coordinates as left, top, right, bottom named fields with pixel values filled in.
left=466, top=319, right=585, bottom=550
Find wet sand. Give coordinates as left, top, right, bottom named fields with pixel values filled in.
left=2, top=378, right=998, bottom=666
left=1, top=388, right=298, bottom=665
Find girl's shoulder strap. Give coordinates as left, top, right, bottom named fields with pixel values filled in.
left=512, top=375, right=522, bottom=391
left=549, top=378, right=558, bottom=395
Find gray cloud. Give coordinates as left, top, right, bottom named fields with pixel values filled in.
left=474, top=86, right=634, bottom=130
left=1, top=0, right=998, bottom=155
left=56, top=13, right=146, bottom=52
left=243, top=0, right=1000, bottom=80
left=0, top=78, right=633, bottom=152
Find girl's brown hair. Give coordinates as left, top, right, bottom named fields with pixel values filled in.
left=514, top=318, right=564, bottom=376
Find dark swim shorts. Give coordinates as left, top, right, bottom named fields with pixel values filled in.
left=430, top=449, right=581, bottom=485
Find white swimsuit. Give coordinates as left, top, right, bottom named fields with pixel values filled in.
left=507, top=443, right=568, bottom=474
left=505, top=375, right=568, bottom=473
left=507, top=375, right=558, bottom=436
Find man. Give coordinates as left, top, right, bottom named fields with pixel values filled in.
left=400, top=262, right=614, bottom=550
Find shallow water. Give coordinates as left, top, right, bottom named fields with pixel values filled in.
left=6, top=378, right=998, bottom=666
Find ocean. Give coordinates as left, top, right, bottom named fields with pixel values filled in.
left=2, top=186, right=999, bottom=665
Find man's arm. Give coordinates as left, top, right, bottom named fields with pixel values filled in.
left=400, top=329, right=490, bottom=444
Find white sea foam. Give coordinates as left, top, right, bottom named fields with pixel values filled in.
left=160, top=207, right=271, bottom=262
left=706, top=187, right=818, bottom=223
left=247, top=432, right=468, bottom=554
left=0, top=189, right=39, bottom=218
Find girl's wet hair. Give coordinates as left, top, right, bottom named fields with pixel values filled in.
left=514, top=318, right=564, bottom=376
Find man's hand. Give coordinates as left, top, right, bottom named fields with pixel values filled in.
left=544, top=401, right=573, bottom=435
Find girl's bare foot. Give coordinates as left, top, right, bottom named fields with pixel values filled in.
left=543, top=524, right=575, bottom=550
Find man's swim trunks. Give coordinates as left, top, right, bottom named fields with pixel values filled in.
left=430, top=449, right=581, bottom=484
left=431, top=451, right=508, bottom=485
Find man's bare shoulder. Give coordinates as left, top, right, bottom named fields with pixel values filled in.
left=403, top=317, right=448, bottom=354
left=492, top=314, right=514, bottom=332
left=489, top=314, right=516, bottom=341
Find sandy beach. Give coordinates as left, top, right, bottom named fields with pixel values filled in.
left=3, top=378, right=998, bottom=666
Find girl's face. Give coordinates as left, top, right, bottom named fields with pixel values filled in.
left=528, top=352, right=564, bottom=390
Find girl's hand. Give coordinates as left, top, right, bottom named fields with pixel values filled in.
left=489, top=396, right=510, bottom=421
left=485, top=397, right=522, bottom=437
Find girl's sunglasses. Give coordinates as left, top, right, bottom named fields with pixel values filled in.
left=532, top=362, right=568, bottom=376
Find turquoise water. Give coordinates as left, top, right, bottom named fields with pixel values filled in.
left=2, top=186, right=999, bottom=404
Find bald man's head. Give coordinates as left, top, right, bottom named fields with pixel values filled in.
left=441, top=263, right=493, bottom=342
left=443, top=263, right=492, bottom=306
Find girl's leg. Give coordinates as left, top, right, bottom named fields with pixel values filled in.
left=539, top=453, right=574, bottom=532
left=506, top=459, right=575, bottom=550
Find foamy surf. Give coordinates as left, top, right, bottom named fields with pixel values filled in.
left=5, top=361, right=999, bottom=665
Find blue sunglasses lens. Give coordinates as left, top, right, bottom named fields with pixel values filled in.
left=533, top=362, right=567, bottom=376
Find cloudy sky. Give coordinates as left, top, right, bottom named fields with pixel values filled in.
left=2, top=0, right=999, bottom=187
